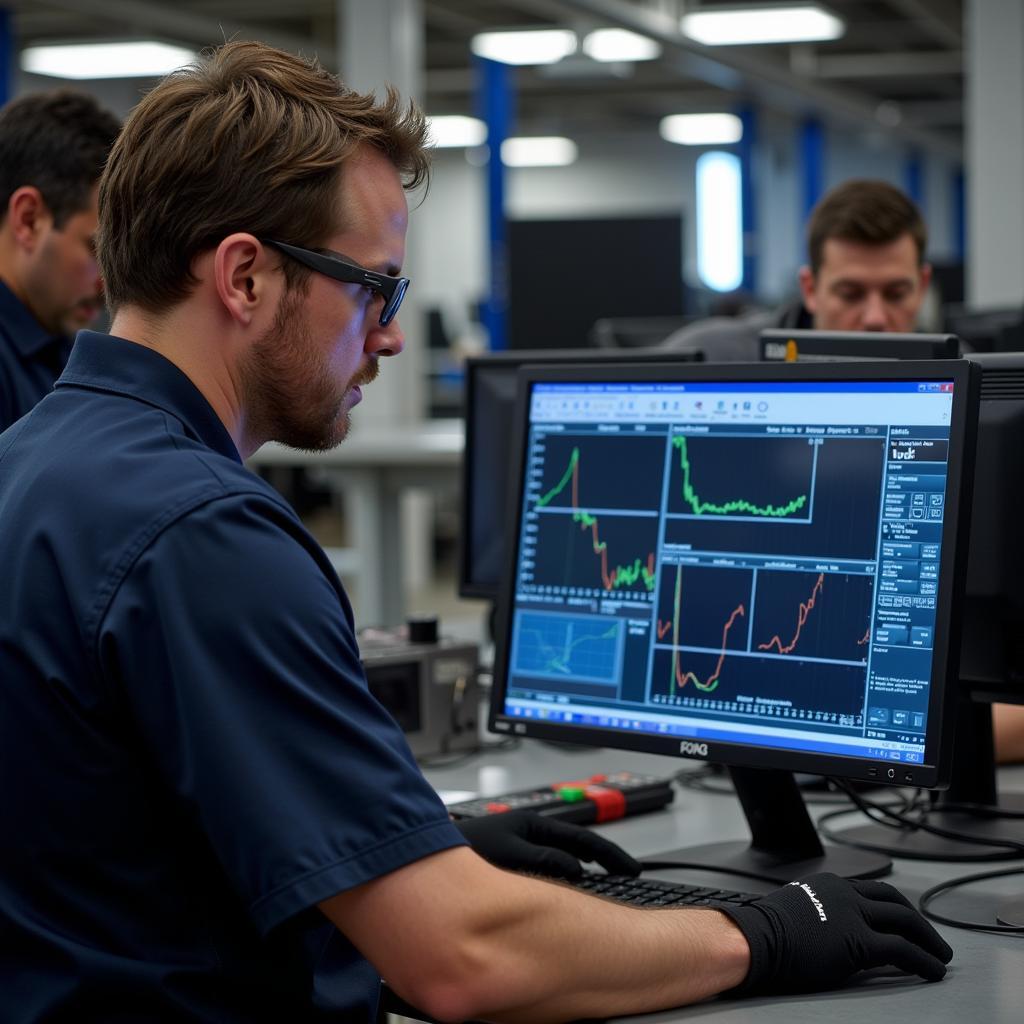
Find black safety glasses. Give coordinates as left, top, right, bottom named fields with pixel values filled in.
left=261, top=238, right=409, bottom=327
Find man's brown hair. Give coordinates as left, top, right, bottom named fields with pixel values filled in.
left=806, top=179, right=927, bottom=274
left=98, top=40, right=430, bottom=313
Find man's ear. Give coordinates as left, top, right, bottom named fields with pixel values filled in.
left=797, top=265, right=818, bottom=315
left=6, top=187, right=51, bottom=251
left=213, top=234, right=280, bottom=327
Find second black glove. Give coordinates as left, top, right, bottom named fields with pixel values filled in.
left=717, top=871, right=953, bottom=994
left=456, top=809, right=642, bottom=880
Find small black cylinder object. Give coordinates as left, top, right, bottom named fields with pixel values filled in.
left=407, top=614, right=439, bottom=644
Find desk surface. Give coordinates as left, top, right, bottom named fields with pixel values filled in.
left=422, top=743, right=1024, bottom=1023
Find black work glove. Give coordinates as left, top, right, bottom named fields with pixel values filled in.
left=455, top=809, right=641, bottom=880
left=716, top=872, right=953, bottom=995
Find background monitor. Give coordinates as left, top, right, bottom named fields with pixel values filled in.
left=489, top=359, right=979, bottom=881
left=760, top=328, right=960, bottom=363
left=507, top=216, right=684, bottom=350
left=458, top=347, right=702, bottom=602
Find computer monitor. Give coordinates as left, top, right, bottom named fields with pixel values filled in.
left=760, top=328, right=960, bottom=363
left=458, top=347, right=703, bottom=602
left=489, top=359, right=980, bottom=881
left=835, top=352, right=1024, bottom=861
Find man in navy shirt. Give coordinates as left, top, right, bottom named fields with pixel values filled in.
left=0, top=41, right=954, bottom=1022
left=0, top=90, right=120, bottom=429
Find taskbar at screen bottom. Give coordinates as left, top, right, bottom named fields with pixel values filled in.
left=501, top=698, right=926, bottom=765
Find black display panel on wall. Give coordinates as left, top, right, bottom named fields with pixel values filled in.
left=507, top=215, right=684, bottom=349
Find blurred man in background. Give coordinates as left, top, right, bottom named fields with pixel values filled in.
left=0, top=89, right=120, bottom=429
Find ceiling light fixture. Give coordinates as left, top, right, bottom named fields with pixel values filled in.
left=659, top=113, right=743, bottom=146
left=470, top=29, right=577, bottom=66
left=582, top=28, right=662, bottom=62
left=501, top=136, right=578, bottom=167
left=428, top=115, right=487, bottom=148
left=21, top=40, right=196, bottom=79
left=681, top=3, right=845, bottom=46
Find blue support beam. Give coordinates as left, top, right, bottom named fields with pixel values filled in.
left=475, top=57, right=512, bottom=351
left=953, top=167, right=966, bottom=263
left=799, top=118, right=824, bottom=221
left=737, top=106, right=758, bottom=295
left=904, top=151, right=924, bottom=209
left=0, top=7, right=12, bottom=106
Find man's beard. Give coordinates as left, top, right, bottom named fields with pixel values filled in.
left=240, top=291, right=378, bottom=452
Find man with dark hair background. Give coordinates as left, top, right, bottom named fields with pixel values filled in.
left=0, top=89, right=120, bottom=429
left=664, top=178, right=933, bottom=361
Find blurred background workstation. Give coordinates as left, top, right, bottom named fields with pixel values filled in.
left=3, top=2, right=1024, bottom=1019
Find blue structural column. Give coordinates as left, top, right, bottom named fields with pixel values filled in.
left=475, top=56, right=512, bottom=351
left=953, top=167, right=966, bottom=264
left=737, top=106, right=758, bottom=296
left=904, top=150, right=924, bottom=209
left=0, top=7, right=12, bottom=106
left=799, top=118, right=824, bottom=219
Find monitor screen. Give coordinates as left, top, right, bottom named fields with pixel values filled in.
left=458, top=348, right=702, bottom=601
left=489, top=360, right=979, bottom=878
left=759, top=328, right=960, bottom=363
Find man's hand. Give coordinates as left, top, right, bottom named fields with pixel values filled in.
left=716, top=872, right=953, bottom=994
left=455, top=809, right=641, bottom=880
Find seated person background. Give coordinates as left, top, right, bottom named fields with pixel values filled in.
left=662, top=178, right=932, bottom=360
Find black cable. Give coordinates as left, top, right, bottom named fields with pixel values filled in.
left=826, top=778, right=1024, bottom=858
left=918, top=865, right=1024, bottom=933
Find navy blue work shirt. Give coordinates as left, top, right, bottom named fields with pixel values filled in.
left=0, top=331, right=467, bottom=1021
left=0, top=278, right=73, bottom=430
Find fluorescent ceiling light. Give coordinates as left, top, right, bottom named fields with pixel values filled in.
left=501, top=136, right=578, bottom=167
left=428, top=115, right=487, bottom=148
left=660, top=113, right=743, bottom=146
left=582, top=28, right=662, bottom=62
left=471, top=29, right=577, bottom=66
left=681, top=4, right=845, bottom=46
left=21, top=40, right=196, bottom=79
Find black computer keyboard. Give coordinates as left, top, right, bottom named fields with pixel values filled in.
left=573, top=871, right=762, bottom=909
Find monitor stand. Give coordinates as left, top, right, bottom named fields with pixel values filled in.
left=647, top=765, right=891, bottom=884
left=833, top=700, right=1024, bottom=861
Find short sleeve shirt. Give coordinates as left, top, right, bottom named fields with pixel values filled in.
left=0, top=278, right=73, bottom=430
left=0, top=331, right=466, bottom=1022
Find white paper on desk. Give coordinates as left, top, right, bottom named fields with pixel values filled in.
left=436, top=790, right=478, bottom=805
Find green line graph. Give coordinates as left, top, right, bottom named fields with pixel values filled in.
left=521, top=620, right=620, bottom=676
left=534, top=445, right=656, bottom=591
left=513, top=612, right=622, bottom=684
left=537, top=446, right=578, bottom=508
left=672, top=435, right=808, bottom=518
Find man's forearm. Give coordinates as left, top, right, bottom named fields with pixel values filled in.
left=323, top=848, right=749, bottom=1023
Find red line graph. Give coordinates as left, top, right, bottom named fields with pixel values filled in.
left=566, top=449, right=656, bottom=592
left=668, top=564, right=745, bottom=694
left=756, top=573, right=825, bottom=655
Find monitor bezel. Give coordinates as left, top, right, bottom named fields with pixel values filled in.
left=759, top=328, right=961, bottom=362
left=458, top=347, right=702, bottom=599
left=489, top=358, right=980, bottom=790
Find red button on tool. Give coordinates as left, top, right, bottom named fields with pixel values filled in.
left=485, top=802, right=511, bottom=813
left=584, top=786, right=627, bottom=822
